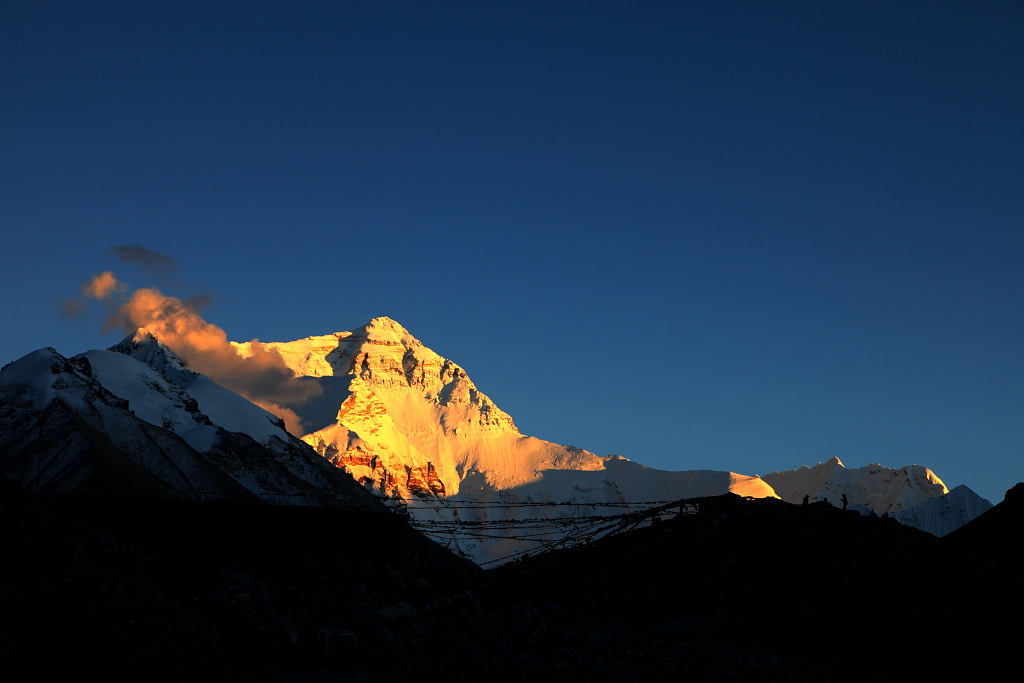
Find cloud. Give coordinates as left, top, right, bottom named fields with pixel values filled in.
left=76, top=271, right=319, bottom=435
left=107, top=245, right=180, bottom=286
left=252, top=401, right=308, bottom=439
left=82, top=271, right=124, bottom=300
left=58, top=297, right=88, bottom=318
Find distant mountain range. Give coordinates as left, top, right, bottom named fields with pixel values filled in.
left=0, top=320, right=1016, bottom=680
left=0, top=317, right=992, bottom=565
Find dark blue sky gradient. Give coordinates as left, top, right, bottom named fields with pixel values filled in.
left=3, top=1, right=1022, bottom=503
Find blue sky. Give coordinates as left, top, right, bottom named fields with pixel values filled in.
left=2, top=1, right=1022, bottom=504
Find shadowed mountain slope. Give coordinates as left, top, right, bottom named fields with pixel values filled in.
left=2, top=477, right=1015, bottom=682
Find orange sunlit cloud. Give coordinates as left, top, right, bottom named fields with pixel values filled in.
left=77, top=271, right=319, bottom=435
left=82, top=271, right=124, bottom=300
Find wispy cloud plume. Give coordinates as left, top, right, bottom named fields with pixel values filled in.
left=77, top=270, right=319, bottom=435
left=107, top=245, right=180, bottom=287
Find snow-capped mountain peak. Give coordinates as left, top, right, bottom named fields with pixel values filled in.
left=763, top=457, right=949, bottom=515
left=227, top=318, right=783, bottom=562
left=228, top=317, right=992, bottom=562
left=0, top=340, right=387, bottom=510
left=1, top=316, right=990, bottom=565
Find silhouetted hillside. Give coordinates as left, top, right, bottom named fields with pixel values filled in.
left=0, top=477, right=479, bottom=681
left=1, top=480, right=1016, bottom=682
left=472, top=492, right=1019, bottom=681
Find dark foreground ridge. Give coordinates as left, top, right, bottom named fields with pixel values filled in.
left=1, top=479, right=1018, bottom=682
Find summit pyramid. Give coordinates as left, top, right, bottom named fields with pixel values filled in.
left=233, top=317, right=775, bottom=562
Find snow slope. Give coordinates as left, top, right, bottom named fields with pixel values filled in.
left=761, top=457, right=992, bottom=536
left=763, top=457, right=947, bottom=511
left=0, top=340, right=386, bottom=511
left=892, top=484, right=993, bottom=537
